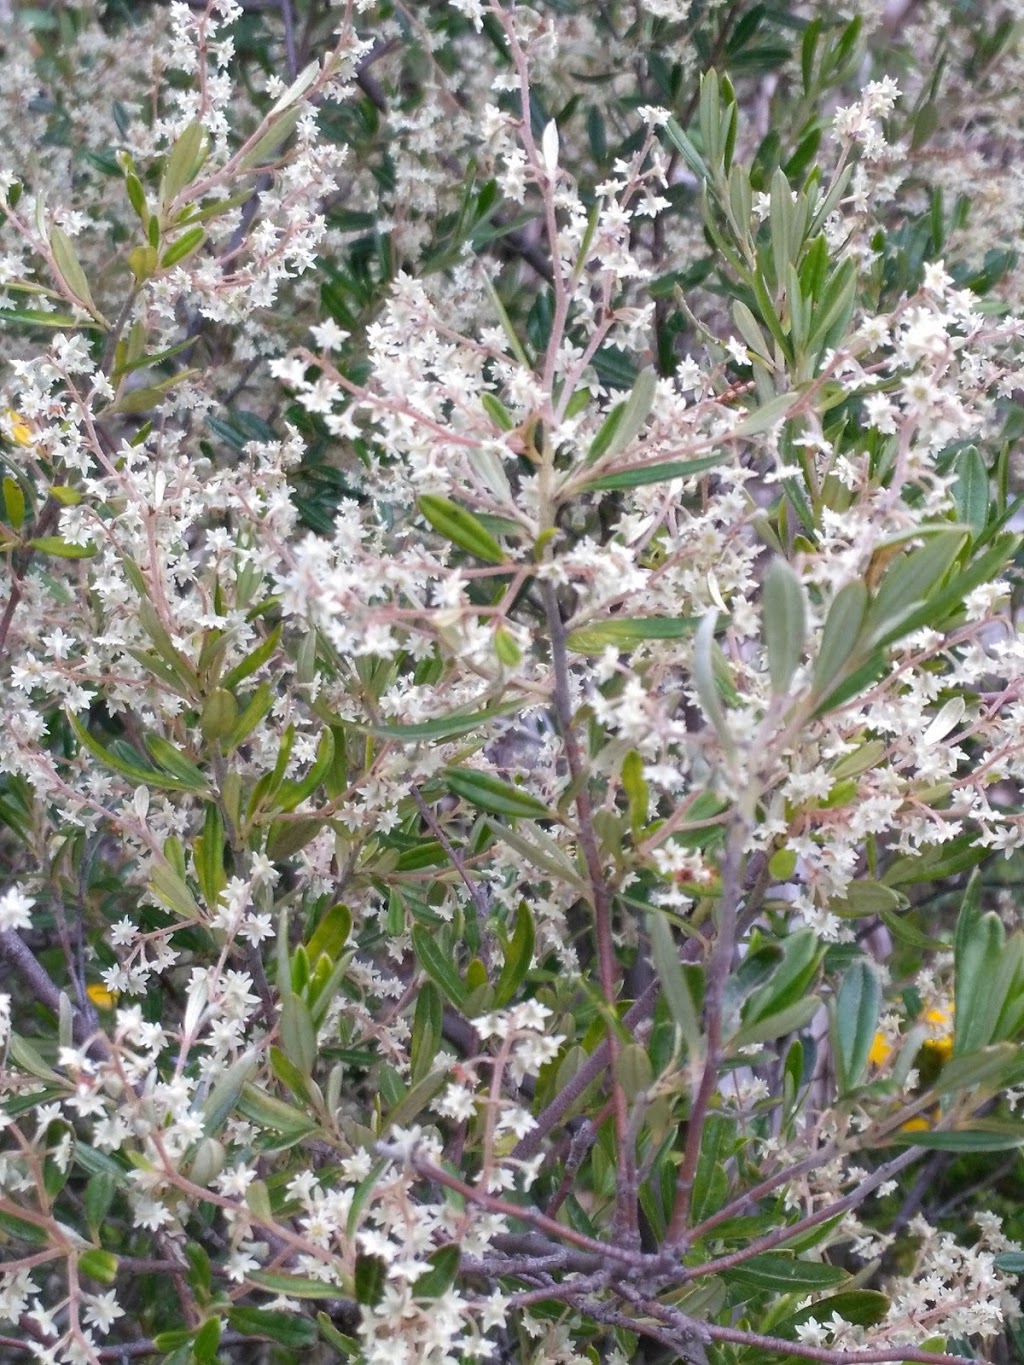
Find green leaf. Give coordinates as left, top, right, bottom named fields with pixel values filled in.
left=566, top=616, right=697, bottom=653
left=691, top=1115, right=734, bottom=1223
left=811, top=579, right=867, bottom=700
left=221, top=623, right=282, bottom=691
left=732, top=389, right=801, bottom=437
left=732, top=299, right=771, bottom=363
left=586, top=366, right=657, bottom=463
left=29, top=535, right=96, bottom=558
left=185, top=1243, right=213, bottom=1301
left=306, top=903, right=351, bottom=964
left=621, top=748, right=649, bottom=835
left=863, top=530, right=966, bottom=647
left=832, top=880, right=905, bottom=918
left=494, top=901, right=535, bottom=1005
left=50, top=225, right=97, bottom=313
left=0, top=1207, right=48, bottom=1246
left=249, top=1271, right=348, bottom=1298
left=831, top=958, right=881, bottom=1093
left=744, top=929, right=821, bottom=1025
left=237, top=1083, right=319, bottom=1138
left=444, top=767, right=550, bottom=820
left=762, top=558, right=806, bottom=694
left=227, top=1307, right=318, bottom=1348
left=77, top=1249, right=118, bottom=1284
left=993, top=1253, right=1024, bottom=1274
left=144, top=733, right=210, bottom=791
left=410, top=980, right=443, bottom=1084
left=663, top=115, right=710, bottom=182
left=583, top=452, right=722, bottom=491
left=84, top=1172, right=115, bottom=1239
left=66, top=710, right=199, bottom=793
left=692, top=611, right=734, bottom=758
left=203, top=1053, right=259, bottom=1135
left=487, top=819, right=584, bottom=886
left=719, top=1252, right=847, bottom=1293
left=418, top=494, right=505, bottom=564
left=954, top=876, right=1006, bottom=1056
left=280, top=990, right=316, bottom=1076
left=414, top=1245, right=460, bottom=1300
left=3, top=476, right=25, bottom=530
left=366, top=701, right=519, bottom=741
left=382, top=1067, right=448, bottom=1131
left=317, top=1313, right=359, bottom=1354
left=355, top=1253, right=387, bottom=1307
left=776, top=1289, right=889, bottom=1336
left=895, top=1123, right=1024, bottom=1152
left=161, top=120, right=207, bottom=207
left=277, top=727, right=335, bottom=810
left=933, top=1043, right=1024, bottom=1097
left=0, top=307, right=101, bottom=328
left=267, top=56, right=321, bottom=116
left=733, top=995, right=821, bottom=1046
left=648, top=911, right=701, bottom=1057
left=191, top=1317, right=222, bottom=1365
left=224, top=681, right=275, bottom=750
left=160, top=225, right=206, bottom=269
left=952, top=447, right=988, bottom=537
left=412, top=925, right=467, bottom=1009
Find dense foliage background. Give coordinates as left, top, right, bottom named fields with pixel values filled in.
left=5, top=0, right=1024, bottom=1361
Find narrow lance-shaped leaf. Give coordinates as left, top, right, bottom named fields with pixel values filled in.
left=831, top=958, right=882, bottom=1093
left=412, top=924, right=467, bottom=1009
left=692, top=611, right=735, bottom=760
left=583, top=452, right=722, bottom=492
left=418, top=494, right=505, bottom=564
left=161, top=119, right=207, bottom=207
left=648, top=912, right=701, bottom=1058
left=410, top=981, right=442, bottom=1084
left=811, top=579, right=867, bottom=701
left=444, top=767, right=550, bottom=820
left=952, top=446, right=988, bottom=538
left=863, top=530, right=966, bottom=646
left=586, top=366, right=657, bottom=464
left=50, top=225, right=98, bottom=314
left=763, top=558, right=806, bottom=694
left=954, top=876, right=1007, bottom=1056
left=66, top=710, right=199, bottom=793
left=567, top=615, right=697, bottom=654
left=495, top=901, right=535, bottom=1005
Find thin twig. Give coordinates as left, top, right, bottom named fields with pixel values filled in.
left=540, top=579, right=635, bottom=1241
left=666, top=812, right=746, bottom=1243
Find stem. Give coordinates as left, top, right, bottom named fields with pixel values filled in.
left=0, top=930, right=109, bottom=1057
left=680, top=1147, right=921, bottom=1283
left=706, top=1324, right=969, bottom=1365
left=666, top=813, right=745, bottom=1244
left=511, top=977, right=659, bottom=1161
left=540, top=579, right=635, bottom=1241
left=412, top=1154, right=647, bottom=1269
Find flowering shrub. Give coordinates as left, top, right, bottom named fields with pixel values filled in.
left=5, top=0, right=1024, bottom=1361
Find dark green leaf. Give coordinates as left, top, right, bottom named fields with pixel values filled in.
left=227, top=1306, right=318, bottom=1348
left=419, top=494, right=505, bottom=563
left=444, top=768, right=549, bottom=820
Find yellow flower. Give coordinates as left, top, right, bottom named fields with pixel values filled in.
left=86, top=983, right=118, bottom=1011
left=868, top=1032, right=893, bottom=1067
left=922, top=1004, right=954, bottom=1061
left=3, top=410, right=34, bottom=447
left=869, top=1003, right=954, bottom=1071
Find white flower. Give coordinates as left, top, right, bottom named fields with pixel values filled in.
left=0, top=887, right=33, bottom=932
left=83, top=1290, right=124, bottom=1334
left=541, top=120, right=559, bottom=180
